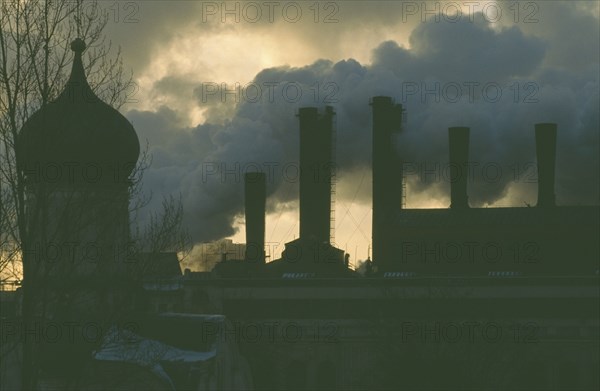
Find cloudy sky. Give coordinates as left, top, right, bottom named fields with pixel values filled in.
left=100, top=1, right=598, bottom=266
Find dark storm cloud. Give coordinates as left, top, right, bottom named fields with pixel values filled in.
left=514, top=2, right=600, bottom=72
left=102, top=2, right=203, bottom=71
left=407, top=15, right=545, bottom=79
left=128, top=105, right=286, bottom=241
left=127, top=10, right=599, bottom=244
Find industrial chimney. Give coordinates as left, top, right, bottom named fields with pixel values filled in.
left=535, top=123, right=557, bottom=207
left=244, top=172, right=266, bottom=264
left=371, top=96, right=404, bottom=269
left=448, top=127, right=470, bottom=209
left=275, top=107, right=345, bottom=272
left=298, top=106, right=335, bottom=244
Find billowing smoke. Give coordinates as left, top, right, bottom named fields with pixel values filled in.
left=126, top=11, right=599, bottom=251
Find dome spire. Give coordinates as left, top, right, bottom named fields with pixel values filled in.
left=69, top=38, right=86, bottom=81
left=61, top=38, right=96, bottom=102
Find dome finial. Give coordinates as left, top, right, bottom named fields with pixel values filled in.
left=71, top=38, right=86, bottom=53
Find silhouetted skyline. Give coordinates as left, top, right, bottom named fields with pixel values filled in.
left=98, top=2, right=599, bottom=265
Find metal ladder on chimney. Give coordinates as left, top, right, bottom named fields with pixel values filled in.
left=401, top=163, right=406, bottom=209
left=330, top=111, right=337, bottom=243
left=399, top=108, right=408, bottom=209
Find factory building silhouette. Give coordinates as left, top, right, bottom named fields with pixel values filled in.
left=177, top=97, right=599, bottom=390
left=216, top=99, right=597, bottom=279
left=1, top=40, right=598, bottom=390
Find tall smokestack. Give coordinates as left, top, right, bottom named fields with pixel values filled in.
left=535, top=123, right=557, bottom=207
left=448, top=127, right=470, bottom=209
left=244, top=172, right=266, bottom=264
left=371, top=96, right=403, bottom=269
left=298, top=106, right=334, bottom=244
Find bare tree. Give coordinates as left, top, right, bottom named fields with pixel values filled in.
left=0, top=1, right=190, bottom=389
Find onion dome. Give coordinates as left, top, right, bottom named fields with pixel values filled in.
left=17, top=38, right=139, bottom=186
